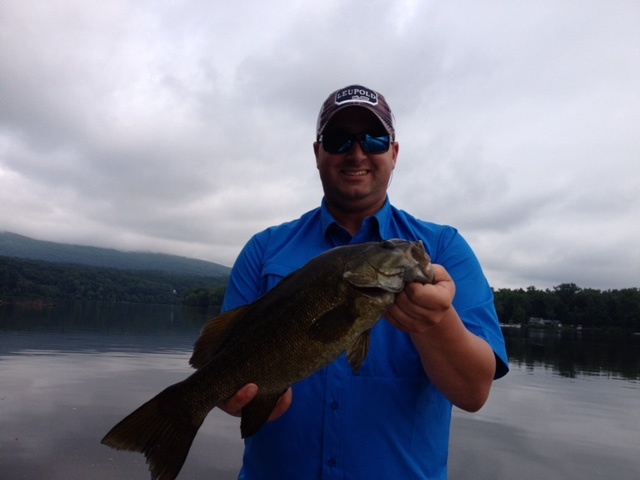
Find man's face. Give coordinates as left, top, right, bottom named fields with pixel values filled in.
left=314, top=107, right=398, bottom=213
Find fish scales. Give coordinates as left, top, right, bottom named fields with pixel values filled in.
left=102, top=239, right=435, bottom=480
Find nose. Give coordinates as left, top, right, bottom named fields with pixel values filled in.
left=345, top=138, right=367, bottom=160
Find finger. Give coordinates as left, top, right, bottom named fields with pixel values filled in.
left=385, top=301, right=414, bottom=333
left=403, top=270, right=455, bottom=312
left=431, top=264, right=452, bottom=283
left=267, top=387, right=293, bottom=422
left=219, top=383, right=259, bottom=417
left=431, top=265, right=456, bottom=298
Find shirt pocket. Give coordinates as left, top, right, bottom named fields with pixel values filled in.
left=260, top=261, right=297, bottom=294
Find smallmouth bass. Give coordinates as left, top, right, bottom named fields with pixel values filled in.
left=102, top=239, right=435, bottom=479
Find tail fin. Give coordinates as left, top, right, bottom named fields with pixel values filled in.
left=101, top=383, right=204, bottom=480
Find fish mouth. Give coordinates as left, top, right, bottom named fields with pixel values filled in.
left=368, top=258, right=434, bottom=289
left=343, top=240, right=435, bottom=295
left=350, top=284, right=397, bottom=298
left=412, top=263, right=435, bottom=285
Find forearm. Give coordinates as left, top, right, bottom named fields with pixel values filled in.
left=410, top=306, right=496, bottom=411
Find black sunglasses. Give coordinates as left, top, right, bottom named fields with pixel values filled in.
left=319, top=132, right=392, bottom=154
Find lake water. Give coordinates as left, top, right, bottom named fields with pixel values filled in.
left=1, top=302, right=639, bottom=479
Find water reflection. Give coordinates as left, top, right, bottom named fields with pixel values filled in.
left=503, top=327, right=640, bottom=380
left=0, top=301, right=213, bottom=355
left=1, top=300, right=215, bottom=332
left=0, top=302, right=241, bottom=480
left=4, top=302, right=638, bottom=379
left=1, top=302, right=639, bottom=480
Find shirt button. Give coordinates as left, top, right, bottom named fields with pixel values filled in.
left=328, top=457, right=337, bottom=467
left=330, top=401, right=339, bottom=410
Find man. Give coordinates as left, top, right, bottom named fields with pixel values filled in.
left=220, top=85, right=509, bottom=479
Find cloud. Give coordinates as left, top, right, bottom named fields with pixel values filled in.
left=1, top=0, right=639, bottom=290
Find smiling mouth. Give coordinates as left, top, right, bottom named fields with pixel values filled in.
left=342, top=170, right=369, bottom=176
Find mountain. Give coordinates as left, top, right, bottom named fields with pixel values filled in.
left=0, top=231, right=231, bottom=277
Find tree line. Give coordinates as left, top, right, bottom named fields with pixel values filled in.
left=494, top=283, right=640, bottom=331
left=3, top=256, right=639, bottom=331
left=0, top=256, right=227, bottom=305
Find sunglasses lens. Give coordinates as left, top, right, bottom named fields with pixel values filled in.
left=322, top=133, right=353, bottom=154
left=360, top=134, right=390, bottom=153
left=322, top=133, right=390, bottom=154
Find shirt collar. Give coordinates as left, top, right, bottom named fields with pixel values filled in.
left=320, top=197, right=393, bottom=245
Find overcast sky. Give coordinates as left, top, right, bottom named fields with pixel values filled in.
left=1, top=0, right=638, bottom=290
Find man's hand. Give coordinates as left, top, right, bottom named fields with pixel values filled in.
left=218, top=384, right=293, bottom=421
left=386, top=263, right=496, bottom=411
left=386, top=264, right=456, bottom=333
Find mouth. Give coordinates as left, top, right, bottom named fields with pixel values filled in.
left=342, top=169, right=370, bottom=177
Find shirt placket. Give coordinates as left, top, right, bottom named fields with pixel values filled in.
left=319, top=210, right=381, bottom=479
left=321, top=360, right=347, bottom=480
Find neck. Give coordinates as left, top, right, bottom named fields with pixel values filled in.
left=325, top=197, right=386, bottom=237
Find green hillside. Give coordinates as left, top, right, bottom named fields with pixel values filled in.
left=0, top=255, right=227, bottom=305
left=0, top=231, right=231, bottom=276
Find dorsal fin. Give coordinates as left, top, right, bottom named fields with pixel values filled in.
left=189, top=306, right=250, bottom=369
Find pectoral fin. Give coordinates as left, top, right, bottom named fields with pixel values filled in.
left=308, top=303, right=356, bottom=343
left=240, top=390, right=288, bottom=438
left=189, top=306, right=250, bottom=369
left=346, top=330, right=372, bottom=373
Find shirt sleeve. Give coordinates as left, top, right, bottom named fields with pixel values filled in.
left=431, top=226, right=509, bottom=379
left=221, top=233, right=266, bottom=313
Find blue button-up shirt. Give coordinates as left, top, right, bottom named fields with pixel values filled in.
left=222, top=198, right=508, bottom=480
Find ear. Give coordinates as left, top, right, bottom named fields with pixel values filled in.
left=391, top=141, right=399, bottom=169
left=313, top=141, right=321, bottom=169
